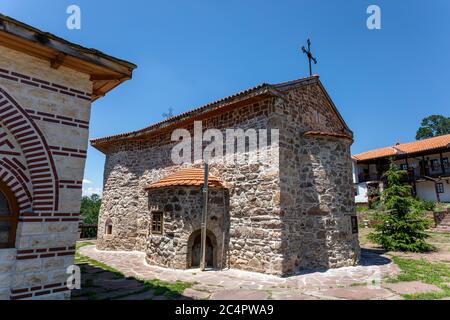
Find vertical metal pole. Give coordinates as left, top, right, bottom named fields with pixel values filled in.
left=308, top=40, right=312, bottom=77
left=200, top=162, right=209, bottom=271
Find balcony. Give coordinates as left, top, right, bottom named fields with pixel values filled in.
left=358, top=166, right=450, bottom=184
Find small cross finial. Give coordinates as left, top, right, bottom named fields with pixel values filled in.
left=302, top=38, right=317, bottom=76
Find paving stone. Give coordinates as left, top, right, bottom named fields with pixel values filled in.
left=94, top=278, right=144, bottom=290
left=320, top=287, right=393, bottom=300
left=183, top=288, right=211, bottom=300
left=383, top=281, right=442, bottom=295
left=270, top=291, right=319, bottom=300
left=95, top=288, right=150, bottom=300
left=210, top=289, right=268, bottom=300
left=78, top=245, right=402, bottom=301
left=116, top=291, right=155, bottom=300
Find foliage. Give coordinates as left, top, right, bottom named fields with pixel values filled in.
left=80, top=194, right=101, bottom=225
left=413, top=199, right=436, bottom=212
left=369, top=159, right=434, bottom=252
left=416, top=115, right=450, bottom=140
left=142, top=279, right=193, bottom=299
left=388, top=256, right=450, bottom=300
left=74, top=242, right=194, bottom=300
left=435, top=202, right=450, bottom=212
left=356, top=205, right=369, bottom=213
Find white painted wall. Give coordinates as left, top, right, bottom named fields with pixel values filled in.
left=416, top=180, right=450, bottom=203
left=352, top=160, right=358, bottom=183
left=355, top=182, right=368, bottom=204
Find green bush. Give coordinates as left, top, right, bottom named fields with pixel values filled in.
left=368, top=159, right=434, bottom=252
left=413, top=199, right=436, bottom=212
left=80, top=194, right=102, bottom=225
left=356, top=205, right=369, bottom=213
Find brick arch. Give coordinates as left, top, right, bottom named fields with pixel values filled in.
left=0, top=87, right=59, bottom=213
left=0, top=163, right=32, bottom=213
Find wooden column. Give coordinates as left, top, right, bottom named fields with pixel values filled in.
left=435, top=182, right=441, bottom=203
left=440, top=152, right=446, bottom=175
left=421, top=155, right=426, bottom=176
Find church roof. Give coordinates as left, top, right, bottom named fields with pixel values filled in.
left=0, top=14, right=137, bottom=100
left=146, top=168, right=225, bottom=189
left=353, top=134, right=450, bottom=162
left=91, top=74, right=351, bottom=152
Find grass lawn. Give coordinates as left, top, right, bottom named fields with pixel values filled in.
left=74, top=241, right=194, bottom=300
left=387, top=256, right=450, bottom=300
left=359, top=227, right=450, bottom=300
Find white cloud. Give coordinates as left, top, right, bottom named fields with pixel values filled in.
left=82, top=187, right=102, bottom=197
left=83, top=179, right=93, bottom=185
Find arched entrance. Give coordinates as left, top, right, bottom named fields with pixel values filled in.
left=0, top=180, right=19, bottom=249
left=187, top=230, right=218, bottom=269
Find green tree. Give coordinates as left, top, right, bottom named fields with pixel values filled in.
left=416, top=115, right=450, bottom=140
left=369, top=159, right=433, bottom=252
left=80, top=194, right=102, bottom=225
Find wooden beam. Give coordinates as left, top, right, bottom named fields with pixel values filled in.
left=92, top=89, right=106, bottom=99
left=50, top=52, right=66, bottom=69
left=0, top=16, right=136, bottom=74
left=90, top=75, right=129, bottom=81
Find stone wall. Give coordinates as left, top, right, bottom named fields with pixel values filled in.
left=97, top=80, right=360, bottom=276
left=97, top=97, right=286, bottom=275
left=0, top=46, right=92, bottom=300
left=275, top=84, right=360, bottom=273
left=145, top=186, right=228, bottom=269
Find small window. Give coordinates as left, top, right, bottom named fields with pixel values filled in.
left=431, top=159, right=440, bottom=171
left=400, top=164, right=408, bottom=171
left=443, top=158, right=449, bottom=168
left=436, top=183, right=444, bottom=194
left=152, top=212, right=163, bottom=234
left=105, top=220, right=113, bottom=235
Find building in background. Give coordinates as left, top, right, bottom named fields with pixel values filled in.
left=353, top=134, right=450, bottom=204
left=0, top=14, right=136, bottom=300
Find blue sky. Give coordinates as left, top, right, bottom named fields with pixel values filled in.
left=1, top=0, right=449, bottom=196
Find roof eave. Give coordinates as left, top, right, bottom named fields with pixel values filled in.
left=0, top=14, right=137, bottom=101
left=91, top=86, right=283, bottom=153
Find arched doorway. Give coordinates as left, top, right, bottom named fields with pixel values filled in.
left=187, top=230, right=218, bottom=269
left=0, top=180, right=19, bottom=249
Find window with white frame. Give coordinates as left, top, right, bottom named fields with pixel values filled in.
left=436, top=183, right=444, bottom=194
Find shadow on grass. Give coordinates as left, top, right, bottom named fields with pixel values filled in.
left=72, top=246, right=194, bottom=300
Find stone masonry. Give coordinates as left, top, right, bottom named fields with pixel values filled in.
left=94, top=76, right=361, bottom=276
left=0, top=15, right=135, bottom=300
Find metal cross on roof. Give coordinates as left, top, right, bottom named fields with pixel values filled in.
left=302, top=39, right=317, bottom=76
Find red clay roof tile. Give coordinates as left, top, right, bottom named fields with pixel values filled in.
left=353, top=134, right=450, bottom=162
left=146, top=168, right=225, bottom=190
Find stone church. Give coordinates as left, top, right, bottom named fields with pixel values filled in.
left=92, top=75, right=361, bottom=276
left=0, top=15, right=135, bottom=299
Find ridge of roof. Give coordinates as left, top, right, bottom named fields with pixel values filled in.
left=353, top=134, right=450, bottom=162
left=91, top=75, right=321, bottom=150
